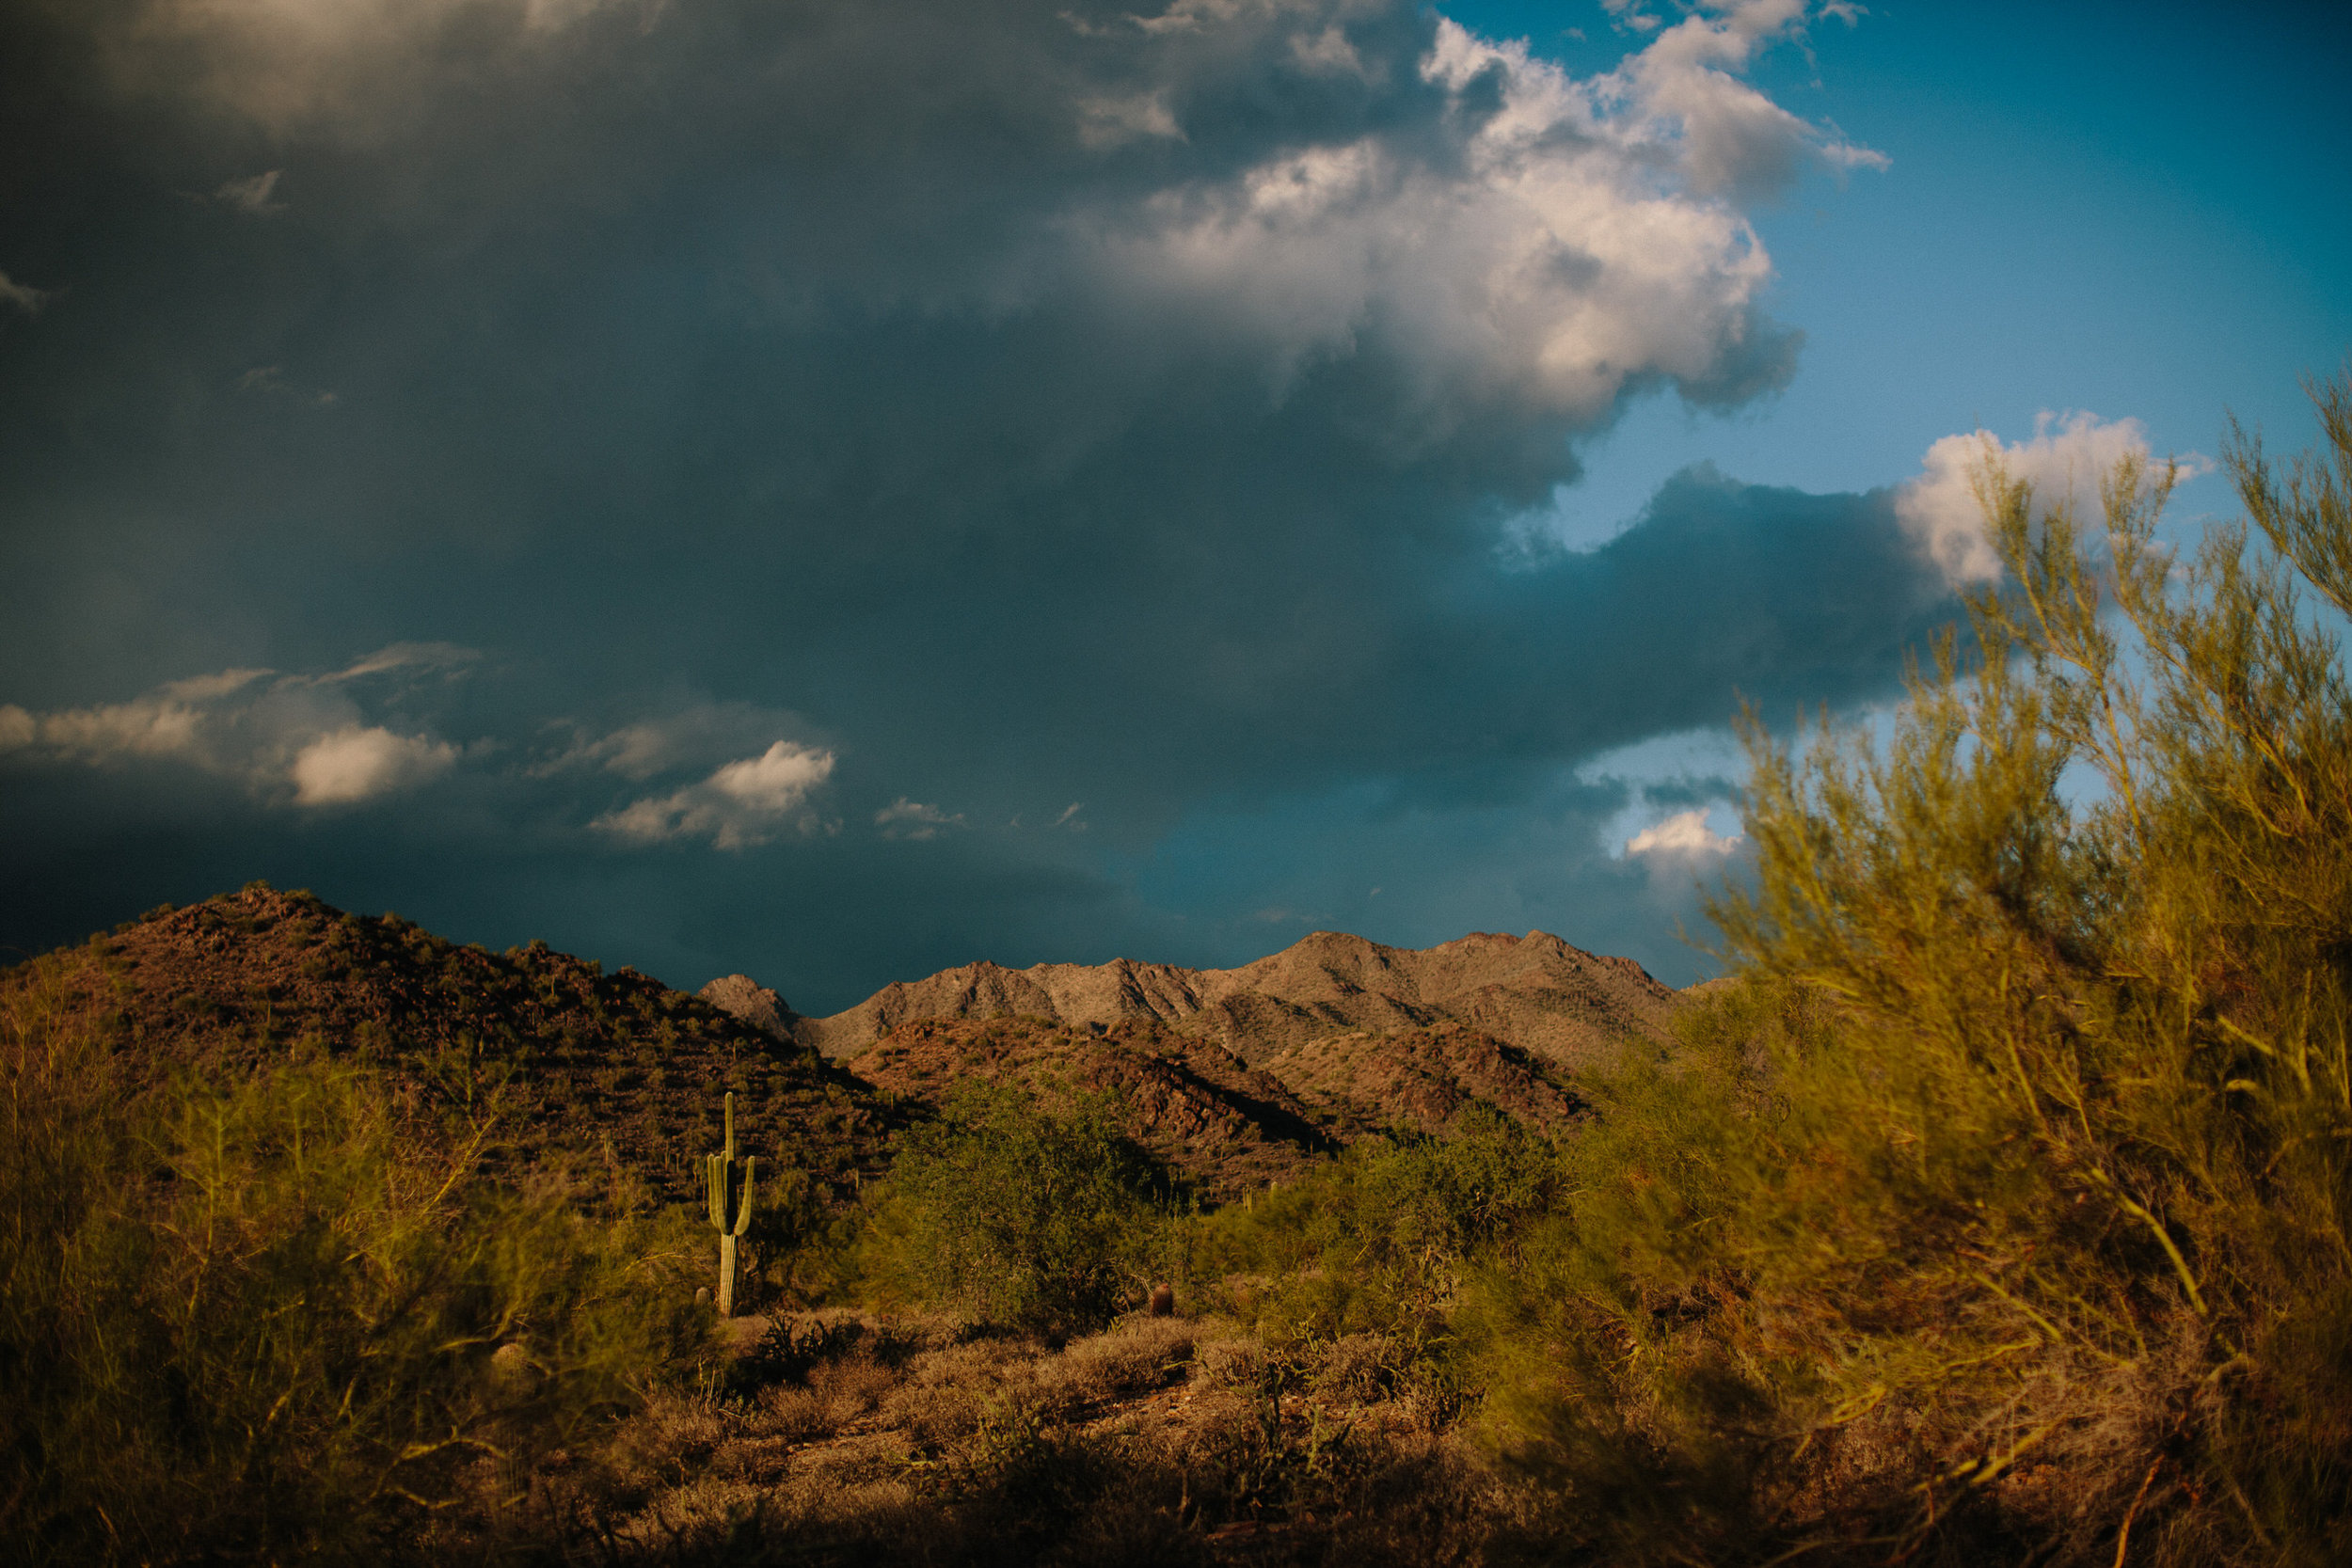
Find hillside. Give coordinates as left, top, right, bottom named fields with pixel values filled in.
left=841, top=1013, right=1588, bottom=1197
left=1266, top=1021, right=1585, bottom=1136
left=852, top=1016, right=1333, bottom=1197
left=731, top=927, right=1681, bottom=1068
left=13, top=891, right=1645, bottom=1212
left=5, top=883, right=897, bottom=1202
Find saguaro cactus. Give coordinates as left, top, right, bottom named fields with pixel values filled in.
left=704, top=1091, right=757, bottom=1317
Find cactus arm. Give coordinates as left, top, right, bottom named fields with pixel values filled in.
left=731, top=1156, right=756, bottom=1237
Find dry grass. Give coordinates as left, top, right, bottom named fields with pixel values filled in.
left=463, top=1307, right=1536, bottom=1566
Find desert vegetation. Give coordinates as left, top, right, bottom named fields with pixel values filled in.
left=6, top=375, right=2350, bottom=1564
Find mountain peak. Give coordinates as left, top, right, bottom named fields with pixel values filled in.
left=790, top=926, right=1680, bottom=1067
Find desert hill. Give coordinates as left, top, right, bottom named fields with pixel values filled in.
left=1267, top=1021, right=1585, bottom=1135
left=853, top=1016, right=1333, bottom=1197
left=7, top=883, right=898, bottom=1202
left=14, top=890, right=1655, bottom=1212
left=737, top=927, right=1680, bottom=1068
left=841, top=1010, right=1589, bottom=1196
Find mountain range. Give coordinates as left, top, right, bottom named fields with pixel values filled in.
left=7, top=885, right=1696, bottom=1200
left=707, top=927, right=1685, bottom=1069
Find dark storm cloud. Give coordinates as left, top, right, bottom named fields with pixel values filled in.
left=0, top=0, right=1937, bottom=1000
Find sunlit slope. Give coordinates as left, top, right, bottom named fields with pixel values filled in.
left=771, top=928, right=1684, bottom=1067
left=6, top=883, right=898, bottom=1200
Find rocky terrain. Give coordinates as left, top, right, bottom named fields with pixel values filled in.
left=1266, top=1021, right=1585, bottom=1136
left=8, top=883, right=898, bottom=1203
left=711, top=927, right=1682, bottom=1070
left=852, top=1016, right=1332, bottom=1197
left=10, top=887, right=1668, bottom=1210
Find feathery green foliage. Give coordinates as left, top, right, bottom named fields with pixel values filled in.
left=858, top=1085, right=1175, bottom=1334
left=1470, top=373, right=2352, bottom=1565
left=0, top=976, right=702, bottom=1566
left=1197, top=1108, right=1561, bottom=1359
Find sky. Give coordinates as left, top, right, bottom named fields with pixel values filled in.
left=3, top=0, right=2346, bottom=1011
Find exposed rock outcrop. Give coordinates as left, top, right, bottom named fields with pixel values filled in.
left=796, top=928, right=1681, bottom=1070
left=698, top=974, right=800, bottom=1040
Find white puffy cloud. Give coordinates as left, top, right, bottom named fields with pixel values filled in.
left=1897, top=411, right=2195, bottom=586
left=0, top=651, right=466, bottom=807
left=595, top=741, right=836, bottom=849
left=0, top=671, right=268, bottom=771
left=1092, top=4, right=1878, bottom=430
left=2, top=654, right=872, bottom=837
left=291, top=726, right=457, bottom=804
left=1604, top=1, right=1887, bottom=201
left=538, top=701, right=823, bottom=782
left=68, top=1, right=1876, bottom=458
left=1626, top=806, right=1742, bottom=858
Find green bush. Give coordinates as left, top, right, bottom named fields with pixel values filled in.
left=1470, top=374, right=2352, bottom=1564
left=857, top=1085, right=1176, bottom=1334
left=0, top=976, right=702, bottom=1565
left=1195, top=1106, right=1562, bottom=1362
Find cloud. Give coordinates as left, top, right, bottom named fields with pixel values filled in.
left=1077, top=91, right=1184, bottom=149
left=0, top=0, right=1940, bottom=1003
left=291, top=726, right=457, bottom=804
left=1625, top=806, right=1742, bottom=858
left=213, top=169, right=285, bottom=214
left=3, top=652, right=875, bottom=839
left=542, top=702, right=826, bottom=782
left=322, top=642, right=479, bottom=682
left=1595, top=1, right=1887, bottom=203
left=876, top=798, right=964, bottom=840
left=73, top=0, right=645, bottom=135
left=0, top=272, right=51, bottom=314
left=12, top=696, right=206, bottom=763
left=1087, top=8, right=1867, bottom=431
left=0, top=653, right=464, bottom=807
left=54, top=0, right=1864, bottom=444
left=1897, top=411, right=2192, bottom=585
left=595, top=741, right=837, bottom=849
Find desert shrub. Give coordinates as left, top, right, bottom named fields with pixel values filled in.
left=728, top=1152, right=846, bottom=1313
left=1471, top=375, right=2352, bottom=1564
left=0, top=977, right=702, bottom=1566
left=857, top=1085, right=1177, bottom=1333
left=1195, top=1105, right=1562, bottom=1364
left=1044, top=1312, right=1200, bottom=1407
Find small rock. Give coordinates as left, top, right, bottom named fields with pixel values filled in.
left=489, top=1342, right=532, bottom=1386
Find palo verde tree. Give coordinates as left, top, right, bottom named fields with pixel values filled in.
left=1477, top=374, right=2352, bottom=1567
left=858, top=1084, right=1174, bottom=1335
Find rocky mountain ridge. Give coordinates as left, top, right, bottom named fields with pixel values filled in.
left=10, top=888, right=1680, bottom=1206
left=9, top=884, right=898, bottom=1203
left=705, top=927, right=1683, bottom=1070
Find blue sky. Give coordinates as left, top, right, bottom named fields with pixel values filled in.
left=2, top=0, right=2345, bottom=1007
